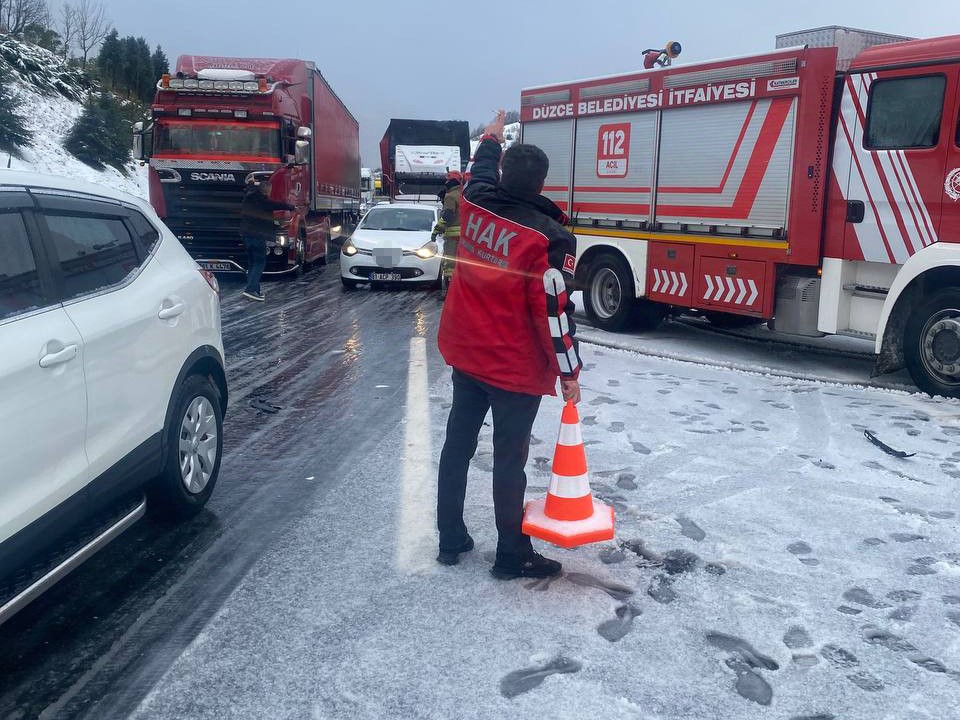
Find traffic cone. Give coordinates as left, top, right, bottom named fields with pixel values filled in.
left=522, top=401, right=615, bottom=549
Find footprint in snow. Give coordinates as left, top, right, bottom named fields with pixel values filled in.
left=598, top=547, right=626, bottom=565
left=616, top=473, right=637, bottom=490
left=888, top=590, right=922, bottom=602
left=606, top=379, right=620, bottom=387
left=676, top=516, right=706, bottom=541
left=629, top=441, right=651, bottom=455
left=818, top=645, right=885, bottom=691
left=706, top=632, right=778, bottom=706
left=533, top=457, right=551, bottom=474
left=787, top=541, right=820, bottom=566
left=842, top=587, right=891, bottom=609
left=647, top=574, right=678, bottom=604
left=608, top=421, right=625, bottom=433
left=499, top=656, right=582, bottom=698
left=589, top=396, right=618, bottom=406
left=597, top=604, right=641, bottom=642
left=890, top=532, right=926, bottom=542
left=861, top=625, right=953, bottom=675
left=581, top=415, right=598, bottom=426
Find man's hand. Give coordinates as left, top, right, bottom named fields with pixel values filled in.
left=560, top=379, right=581, bottom=405
left=484, top=109, right=506, bottom=142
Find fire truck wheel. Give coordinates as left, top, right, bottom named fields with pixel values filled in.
left=703, top=311, right=762, bottom=329
left=904, top=289, right=960, bottom=398
left=585, top=253, right=662, bottom=331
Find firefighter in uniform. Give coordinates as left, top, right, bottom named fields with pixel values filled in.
left=432, top=170, right=463, bottom=299
left=435, top=111, right=583, bottom=579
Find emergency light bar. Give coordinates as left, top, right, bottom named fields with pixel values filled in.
left=159, top=73, right=272, bottom=94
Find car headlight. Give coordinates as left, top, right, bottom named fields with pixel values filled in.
left=415, top=241, right=438, bottom=259
left=342, top=239, right=358, bottom=256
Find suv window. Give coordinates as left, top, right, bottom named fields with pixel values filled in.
left=44, top=213, right=139, bottom=301
left=0, top=212, right=46, bottom=321
left=865, top=75, right=946, bottom=150
left=126, top=209, right=161, bottom=255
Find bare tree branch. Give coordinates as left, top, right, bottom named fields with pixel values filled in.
left=58, top=2, right=76, bottom=59
left=75, top=0, right=109, bottom=66
left=1, top=0, right=50, bottom=35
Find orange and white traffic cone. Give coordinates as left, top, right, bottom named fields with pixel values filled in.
left=522, top=400, right=615, bottom=549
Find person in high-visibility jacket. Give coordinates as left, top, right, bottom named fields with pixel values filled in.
left=432, top=170, right=463, bottom=298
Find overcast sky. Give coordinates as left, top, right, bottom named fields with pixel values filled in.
left=91, top=0, right=957, bottom=166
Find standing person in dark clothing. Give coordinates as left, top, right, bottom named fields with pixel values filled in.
left=436, top=111, right=583, bottom=579
left=240, top=177, right=294, bottom=302
left=432, top=170, right=463, bottom=299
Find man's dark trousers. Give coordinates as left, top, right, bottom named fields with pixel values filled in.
left=437, top=369, right=542, bottom=560
left=244, top=236, right=267, bottom=294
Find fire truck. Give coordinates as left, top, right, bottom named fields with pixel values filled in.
left=520, top=27, right=960, bottom=397
left=134, top=56, right=360, bottom=276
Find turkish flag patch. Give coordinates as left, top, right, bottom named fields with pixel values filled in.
left=562, top=254, right=576, bottom=274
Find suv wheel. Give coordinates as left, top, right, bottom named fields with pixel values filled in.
left=149, top=374, right=224, bottom=518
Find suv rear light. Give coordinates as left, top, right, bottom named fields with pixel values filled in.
left=200, top=269, right=220, bottom=296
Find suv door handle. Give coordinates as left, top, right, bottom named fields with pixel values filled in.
left=39, top=344, right=78, bottom=368
left=158, top=302, right=186, bottom=320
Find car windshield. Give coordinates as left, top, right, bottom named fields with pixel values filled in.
left=360, top=207, right=434, bottom=231
left=153, top=119, right=281, bottom=161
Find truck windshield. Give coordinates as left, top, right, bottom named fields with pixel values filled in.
left=360, top=207, right=434, bottom=231
left=154, top=119, right=281, bottom=161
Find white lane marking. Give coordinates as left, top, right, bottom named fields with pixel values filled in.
left=396, top=336, right=436, bottom=573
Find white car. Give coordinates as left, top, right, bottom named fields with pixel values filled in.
left=0, top=171, right=227, bottom=625
left=340, top=202, right=441, bottom=288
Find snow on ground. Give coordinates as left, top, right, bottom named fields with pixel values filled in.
left=2, top=82, right=147, bottom=199
left=129, top=340, right=960, bottom=720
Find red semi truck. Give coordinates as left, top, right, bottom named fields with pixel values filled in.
left=134, top=56, right=360, bottom=276
left=520, top=27, right=960, bottom=397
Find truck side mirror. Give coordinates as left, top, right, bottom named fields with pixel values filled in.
left=296, top=126, right=312, bottom=141
left=295, top=140, right=310, bottom=165
left=132, top=121, right=153, bottom=161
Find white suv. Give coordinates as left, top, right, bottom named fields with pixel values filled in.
left=0, top=172, right=227, bottom=624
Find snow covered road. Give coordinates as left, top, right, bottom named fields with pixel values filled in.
left=2, top=266, right=958, bottom=720
left=130, top=318, right=960, bottom=719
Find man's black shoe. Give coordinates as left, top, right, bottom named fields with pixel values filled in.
left=437, top=535, right=474, bottom=566
left=491, top=551, right=562, bottom=580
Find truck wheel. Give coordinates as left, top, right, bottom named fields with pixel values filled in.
left=904, top=288, right=960, bottom=398
left=704, top=311, right=762, bottom=329
left=584, top=254, right=664, bottom=332
left=294, top=237, right=306, bottom=278
left=149, top=374, right=223, bottom=519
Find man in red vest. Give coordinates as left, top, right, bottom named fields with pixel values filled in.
left=436, top=111, right=583, bottom=579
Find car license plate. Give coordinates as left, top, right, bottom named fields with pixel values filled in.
left=199, top=261, right=234, bottom=271
left=370, top=272, right=402, bottom=282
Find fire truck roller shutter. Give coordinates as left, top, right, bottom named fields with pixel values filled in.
left=655, top=97, right=797, bottom=233
left=572, top=113, right=657, bottom=223
left=520, top=119, right=573, bottom=213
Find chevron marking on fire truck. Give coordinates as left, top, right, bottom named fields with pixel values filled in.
left=704, top=275, right=758, bottom=306
left=652, top=268, right=688, bottom=297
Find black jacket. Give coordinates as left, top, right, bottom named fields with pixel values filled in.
left=241, top=186, right=295, bottom=240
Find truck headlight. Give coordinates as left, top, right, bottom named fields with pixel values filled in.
left=342, top=239, right=358, bottom=256
left=276, top=234, right=289, bottom=247
left=415, top=241, right=438, bottom=259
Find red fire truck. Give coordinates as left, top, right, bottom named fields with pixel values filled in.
left=135, top=56, right=360, bottom=276
left=520, top=27, right=960, bottom=397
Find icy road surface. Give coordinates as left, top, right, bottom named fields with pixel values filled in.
left=3, top=265, right=959, bottom=720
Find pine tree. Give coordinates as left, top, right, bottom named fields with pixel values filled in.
left=151, top=44, right=168, bottom=84
left=64, top=92, right=131, bottom=171
left=0, top=66, right=33, bottom=158
left=97, top=30, right=121, bottom=89
left=134, top=37, right=153, bottom=103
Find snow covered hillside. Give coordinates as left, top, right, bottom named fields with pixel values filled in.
left=0, top=35, right=146, bottom=199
